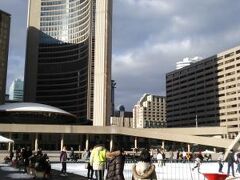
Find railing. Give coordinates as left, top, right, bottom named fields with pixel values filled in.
left=123, top=161, right=206, bottom=180
left=51, top=159, right=212, bottom=180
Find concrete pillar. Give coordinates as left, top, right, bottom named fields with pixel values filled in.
left=213, top=148, right=216, bottom=152
left=134, top=137, right=138, bottom=149
left=8, top=133, right=12, bottom=152
left=187, top=144, right=191, bottom=152
left=60, top=134, right=64, bottom=151
left=34, top=133, right=38, bottom=152
left=110, top=135, right=113, bottom=151
left=85, top=134, right=89, bottom=151
left=162, top=141, right=165, bottom=149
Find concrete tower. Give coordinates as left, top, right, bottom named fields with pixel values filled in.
left=0, top=10, right=10, bottom=105
left=24, top=0, right=112, bottom=125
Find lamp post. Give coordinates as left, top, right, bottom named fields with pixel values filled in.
left=111, top=80, right=116, bottom=116
left=195, top=114, right=198, bottom=128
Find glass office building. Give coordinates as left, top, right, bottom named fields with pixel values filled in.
left=24, top=0, right=112, bottom=125
left=9, top=78, right=24, bottom=101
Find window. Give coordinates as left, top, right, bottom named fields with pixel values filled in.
left=225, top=52, right=234, bottom=58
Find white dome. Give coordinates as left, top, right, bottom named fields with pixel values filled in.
left=0, top=102, right=74, bottom=116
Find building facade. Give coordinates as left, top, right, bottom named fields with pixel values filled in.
left=0, top=10, right=10, bottom=105
left=110, top=105, right=133, bottom=127
left=24, top=0, right=112, bottom=125
left=166, top=45, right=240, bottom=138
left=9, top=78, right=24, bottom=101
left=133, top=94, right=166, bottom=128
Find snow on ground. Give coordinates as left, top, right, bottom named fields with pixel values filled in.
left=51, top=162, right=240, bottom=180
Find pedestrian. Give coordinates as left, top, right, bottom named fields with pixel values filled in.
left=90, top=144, right=107, bottom=180
left=182, top=150, right=187, bottom=163
left=132, top=149, right=157, bottom=180
left=156, top=150, right=162, bottom=167
left=162, top=151, right=166, bottom=166
left=226, top=149, right=235, bottom=177
left=60, top=145, right=68, bottom=176
left=106, top=143, right=125, bottom=180
left=218, top=152, right=224, bottom=173
left=169, top=150, right=174, bottom=163
left=86, top=149, right=94, bottom=180
left=236, top=153, right=240, bottom=174
left=192, top=154, right=201, bottom=173
left=69, top=147, right=75, bottom=161
left=24, top=146, right=32, bottom=173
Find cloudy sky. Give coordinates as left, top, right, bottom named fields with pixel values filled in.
left=1, top=0, right=240, bottom=110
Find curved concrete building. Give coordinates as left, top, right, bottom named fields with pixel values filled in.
left=0, top=102, right=77, bottom=124
left=24, top=0, right=112, bottom=125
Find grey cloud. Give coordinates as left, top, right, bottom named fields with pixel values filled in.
left=112, top=0, right=240, bottom=110
left=1, top=0, right=240, bottom=112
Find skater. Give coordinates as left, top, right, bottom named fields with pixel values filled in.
left=192, top=154, right=201, bottom=173
left=227, top=149, right=235, bottom=177
left=218, top=152, right=224, bottom=173
left=156, top=150, right=163, bottom=167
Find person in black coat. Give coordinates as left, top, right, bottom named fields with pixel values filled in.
left=106, top=144, right=125, bottom=180
left=227, top=149, right=235, bottom=177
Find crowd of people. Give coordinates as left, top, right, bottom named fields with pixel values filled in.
left=5, top=144, right=240, bottom=179
left=59, top=145, right=208, bottom=180
left=5, top=146, right=51, bottom=179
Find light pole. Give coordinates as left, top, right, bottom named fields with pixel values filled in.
left=195, top=114, right=198, bottom=128
left=111, top=80, right=116, bottom=116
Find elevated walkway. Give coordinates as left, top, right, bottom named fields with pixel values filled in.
left=0, top=124, right=231, bottom=148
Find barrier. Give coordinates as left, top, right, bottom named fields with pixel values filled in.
left=203, top=173, right=228, bottom=180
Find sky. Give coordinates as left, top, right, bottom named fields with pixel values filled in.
left=0, top=0, right=240, bottom=111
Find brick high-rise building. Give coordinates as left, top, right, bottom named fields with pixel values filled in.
left=166, top=45, right=240, bottom=138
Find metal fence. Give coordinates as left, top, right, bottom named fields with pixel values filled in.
left=52, top=160, right=210, bottom=180
left=123, top=160, right=206, bottom=180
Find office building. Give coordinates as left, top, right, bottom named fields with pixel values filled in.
left=0, top=10, right=10, bottom=104
left=110, top=105, right=133, bottom=127
left=24, top=0, right=112, bottom=125
left=9, top=78, right=24, bottom=101
left=133, top=93, right=166, bottom=128
left=166, top=45, right=240, bottom=138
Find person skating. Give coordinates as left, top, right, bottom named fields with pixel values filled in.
left=192, top=154, right=201, bottom=173
left=227, top=149, right=235, bottom=177
left=218, top=152, right=224, bottom=173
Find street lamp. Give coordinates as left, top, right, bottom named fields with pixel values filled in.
left=195, top=114, right=198, bottom=128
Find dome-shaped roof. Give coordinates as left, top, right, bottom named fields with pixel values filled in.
left=0, top=102, right=75, bottom=117
left=117, top=104, right=125, bottom=112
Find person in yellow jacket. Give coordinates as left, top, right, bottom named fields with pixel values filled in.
left=90, top=144, right=107, bottom=180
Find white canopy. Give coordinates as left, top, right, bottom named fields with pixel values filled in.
left=202, top=149, right=215, bottom=154
left=0, top=135, right=14, bottom=143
